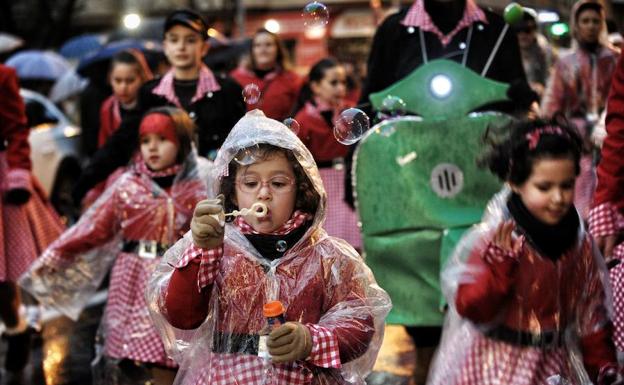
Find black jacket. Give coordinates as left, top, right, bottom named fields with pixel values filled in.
left=73, top=73, right=245, bottom=202
left=360, top=6, right=530, bottom=108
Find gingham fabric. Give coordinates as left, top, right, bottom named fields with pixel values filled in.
left=400, top=0, right=487, bottom=46
left=609, top=262, right=624, bottom=352
left=104, top=252, right=177, bottom=367
left=36, top=167, right=206, bottom=366
left=482, top=240, right=523, bottom=264
left=177, top=324, right=341, bottom=385
left=134, top=159, right=182, bottom=178
left=429, top=325, right=574, bottom=385
left=176, top=211, right=313, bottom=290
left=575, top=155, right=597, bottom=220
left=152, top=65, right=221, bottom=108
left=589, top=202, right=623, bottom=238
left=318, top=168, right=362, bottom=249
left=0, top=153, right=64, bottom=282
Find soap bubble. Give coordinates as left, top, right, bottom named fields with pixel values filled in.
left=283, top=118, right=300, bottom=135
left=333, top=108, right=370, bottom=145
left=276, top=240, right=288, bottom=253
left=242, top=83, right=261, bottom=104
left=381, top=95, right=407, bottom=117
left=303, top=2, right=329, bottom=29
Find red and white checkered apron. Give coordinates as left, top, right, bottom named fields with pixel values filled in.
left=430, top=326, right=574, bottom=385
left=0, top=152, right=64, bottom=282
left=318, top=167, right=361, bottom=249
left=104, top=251, right=177, bottom=367
left=609, top=262, right=624, bottom=352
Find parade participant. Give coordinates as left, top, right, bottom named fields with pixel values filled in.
left=516, top=9, right=557, bottom=99
left=354, top=1, right=535, bottom=383
left=72, top=9, right=245, bottom=204
left=589, top=53, right=624, bottom=358
left=98, top=49, right=153, bottom=148
left=79, top=50, right=155, bottom=208
left=361, top=0, right=534, bottom=110
left=230, top=28, right=301, bottom=122
left=292, top=58, right=361, bottom=249
left=0, top=64, right=64, bottom=377
left=428, top=118, right=619, bottom=385
left=27, top=107, right=208, bottom=385
left=147, top=110, right=391, bottom=385
left=541, top=0, right=618, bottom=218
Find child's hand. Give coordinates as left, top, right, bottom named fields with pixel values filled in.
left=191, top=198, right=224, bottom=249
left=493, top=220, right=523, bottom=255
left=267, top=322, right=312, bottom=363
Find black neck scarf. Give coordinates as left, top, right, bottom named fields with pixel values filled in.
left=244, top=221, right=312, bottom=261
left=506, top=193, right=579, bottom=261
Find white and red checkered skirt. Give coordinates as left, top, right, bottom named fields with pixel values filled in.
left=103, top=252, right=177, bottom=367
left=318, top=167, right=361, bottom=249
left=429, top=325, right=575, bottom=385
left=609, top=260, right=624, bottom=352
left=0, top=152, right=64, bottom=282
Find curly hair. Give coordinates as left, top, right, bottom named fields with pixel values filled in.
left=478, top=116, right=583, bottom=185
left=219, top=144, right=320, bottom=220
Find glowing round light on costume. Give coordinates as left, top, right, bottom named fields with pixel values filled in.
left=283, top=118, right=300, bottom=135
left=302, top=2, right=329, bottom=29
left=264, top=19, right=281, bottom=34
left=123, top=13, right=142, bottom=30
left=333, top=108, right=370, bottom=145
left=430, top=74, right=453, bottom=99
left=242, top=83, right=261, bottom=105
left=276, top=240, right=288, bottom=253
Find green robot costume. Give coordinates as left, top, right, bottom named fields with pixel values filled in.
left=354, top=59, right=513, bottom=326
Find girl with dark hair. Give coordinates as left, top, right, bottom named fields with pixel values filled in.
left=230, top=28, right=301, bottom=121
left=293, top=58, right=361, bottom=250
left=25, top=106, right=208, bottom=385
left=99, top=49, right=153, bottom=148
left=427, top=118, right=620, bottom=385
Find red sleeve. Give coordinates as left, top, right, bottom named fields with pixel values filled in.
left=98, top=96, right=114, bottom=148
left=595, top=54, right=624, bottom=211
left=455, top=240, right=519, bottom=323
left=164, top=258, right=212, bottom=329
left=0, top=65, right=30, bottom=170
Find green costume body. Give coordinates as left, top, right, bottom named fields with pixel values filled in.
left=354, top=59, right=512, bottom=325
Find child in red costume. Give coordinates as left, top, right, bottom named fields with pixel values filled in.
left=24, top=107, right=208, bottom=385
left=293, top=58, right=361, bottom=250
left=428, top=119, right=620, bottom=385
left=147, top=109, right=391, bottom=385
left=0, top=64, right=64, bottom=376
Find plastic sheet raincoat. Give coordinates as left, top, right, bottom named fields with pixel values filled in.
left=20, top=153, right=208, bottom=367
left=428, top=189, right=617, bottom=385
left=147, top=109, right=391, bottom=385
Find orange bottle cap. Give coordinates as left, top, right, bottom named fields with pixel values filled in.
left=263, top=301, right=285, bottom=317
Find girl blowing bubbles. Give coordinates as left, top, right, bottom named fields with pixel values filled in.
left=427, top=119, right=620, bottom=385
left=147, top=110, right=391, bottom=385
left=23, top=107, right=208, bottom=385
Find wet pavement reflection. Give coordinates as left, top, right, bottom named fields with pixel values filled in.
left=1, top=308, right=415, bottom=385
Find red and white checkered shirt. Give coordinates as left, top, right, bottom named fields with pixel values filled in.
left=589, top=202, right=624, bottom=238
left=152, top=65, right=221, bottom=108
left=401, top=0, right=487, bottom=46
left=175, top=210, right=313, bottom=291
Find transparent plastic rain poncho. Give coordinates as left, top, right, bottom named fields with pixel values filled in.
left=147, top=109, right=392, bottom=385
left=20, top=150, right=210, bottom=324
left=427, top=188, right=616, bottom=385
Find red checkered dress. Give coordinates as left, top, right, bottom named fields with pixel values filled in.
left=164, top=212, right=378, bottom=385
left=401, top=0, right=487, bottom=46
left=0, top=65, right=64, bottom=282
left=589, top=203, right=624, bottom=351
left=40, top=162, right=207, bottom=366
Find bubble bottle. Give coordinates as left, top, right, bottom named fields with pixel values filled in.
left=258, top=300, right=286, bottom=360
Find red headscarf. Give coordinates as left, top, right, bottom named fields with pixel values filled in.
left=139, top=113, right=179, bottom=147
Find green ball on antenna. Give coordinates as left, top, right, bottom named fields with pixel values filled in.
left=504, top=2, right=524, bottom=26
